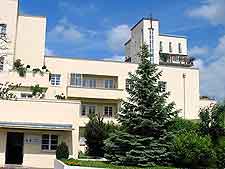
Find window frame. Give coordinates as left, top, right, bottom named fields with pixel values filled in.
left=159, top=41, right=163, bottom=52
left=104, top=106, right=113, bottom=117
left=81, top=104, right=96, bottom=116
left=169, top=42, right=172, bottom=53
left=178, top=43, right=182, bottom=53
left=41, top=134, right=58, bottom=151
left=104, top=79, right=113, bottom=89
left=158, top=81, right=167, bottom=92
left=70, top=73, right=82, bottom=87
left=50, top=74, right=61, bottom=86
left=0, top=57, right=4, bottom=71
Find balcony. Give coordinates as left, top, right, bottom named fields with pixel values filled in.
left=159, top=53, right=195, bottom=67
left=67, top=86, right=124, bottom=100
left=0, top=71, right=50, bottom=88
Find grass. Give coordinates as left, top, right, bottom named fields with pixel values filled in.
left=62, top=158, right=176, bottom=169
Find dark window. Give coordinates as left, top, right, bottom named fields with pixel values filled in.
left=104, top=106, right=113, bottom=117
left=105, top=80, right=113, bottom=89
left=169, top=42, right=172, bottom=53
left=159, top=81, right=167, bottom=92
left=160, top=41, right=163, bottom=52
left=50, top=74, right=61, bottom=86
left=178, top=43, right=182, bottom=53
left=41, top=134, right=58, bottom=151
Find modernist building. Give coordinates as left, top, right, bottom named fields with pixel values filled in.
left=0, top=0, right=215, bottom=168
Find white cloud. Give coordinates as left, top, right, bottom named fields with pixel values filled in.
left=48, top=18, right=84, bottom=43
left=199, top=35, right=225, bottom=100
left=193, top=59, right=205, bottom=70
left=188, top=0, right=225, bottom=26
left=45, top=48, right=55, bottom=56
left=189, top=46, right=209, bottom=56
left=107, top=25, right=130, bottom=52
left=103, top=55, right=125, bottom=61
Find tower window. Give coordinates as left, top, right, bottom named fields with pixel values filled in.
left=160, top=41, right=163, bottom=52
left=178, top=43, right=182, bottom=53
left=169, top=42, right=172, bottom=53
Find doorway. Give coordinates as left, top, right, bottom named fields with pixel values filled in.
left=5, top=132, right=24, bottom=164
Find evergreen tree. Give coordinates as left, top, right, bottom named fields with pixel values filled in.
left=105, top=44, right=178, bottom=167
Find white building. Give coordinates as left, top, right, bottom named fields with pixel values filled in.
left=0, top=1, right=215, bottom=168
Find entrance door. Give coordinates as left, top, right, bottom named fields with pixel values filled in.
left=5, top=132, right=24, bottom=164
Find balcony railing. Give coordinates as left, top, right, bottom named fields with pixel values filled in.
left=159, top=53, right=195, bottom=67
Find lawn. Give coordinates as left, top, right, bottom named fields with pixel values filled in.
left=62, top=159, right=176, bottom=169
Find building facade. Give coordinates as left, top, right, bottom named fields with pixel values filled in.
left=0, top=0, right=214, bottom=168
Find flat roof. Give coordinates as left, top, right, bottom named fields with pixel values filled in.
left=19, top=14, right=46, bottom=19
left=45, top=55, right=198, bottom=70
left=131, top=17, right=159, bottom=31
left=160, top=33, right=187, bottom=39
left=45, top=55, right=137, bottom=65
left=0, top=121, right=73, bottom=131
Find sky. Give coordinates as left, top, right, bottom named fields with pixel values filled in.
left=19, top=0, right=225, bottom=100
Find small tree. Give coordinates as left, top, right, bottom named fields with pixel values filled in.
left=0, top=82, right=20, bottom=100
left=199, top=102, right=225, bottom=143
left=105, top=44, right=178, bottom=167
left=84, top=113, right=107, bottom=157
left=56, top=142, right=69, bottom=160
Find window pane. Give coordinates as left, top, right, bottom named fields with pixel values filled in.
left=81, top=105, right=86, bottom=116
left=42, top=145, right=49, bottom=150
left=50, top=145, right=57, bottom=150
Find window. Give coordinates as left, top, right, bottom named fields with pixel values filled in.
left=71, top=73, right=82, bottom=87
left=105, top=79, right=113, bottom=89
left=125, top=79, right=131, bottom=90
left=50, top=74, right=61, bottom=86
left=41, top=134, right=58, bottom=151
left=83, top=79, right=96, bottom=88
left=81, top=105, right=86, bottom=116
left=178, top=43, right=182, bottom=53
left=158, top=81, right=167, bottom=92
left=0, top=24, right=7, bottom=35
left=81, top=105, right=96, bottom=116
left=0, top=57, right=4, bottom=71
left=21, top=93, right=32, bottom=99
left=104, top=106, right=113, bottom=117
left=160, top=41, right=163, bottom=52
left=169, top=42, right=172, bottom=53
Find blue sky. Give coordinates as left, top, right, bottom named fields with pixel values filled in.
left=19, top=0, right=225, bottom=99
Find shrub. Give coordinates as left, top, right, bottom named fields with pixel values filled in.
left=173, top=132, right=216, bottom=168
left=167, top=118, right=199, bottom=134
left=85, top=113, right=107, bottom=157
left=56, top=142, right=69, bottom=160
left=215, top=139, right=225, bottom=169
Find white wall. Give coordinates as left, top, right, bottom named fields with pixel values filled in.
left=15, top=15, right=46, bottom=68
left=159, top=35, right=187, bottom=55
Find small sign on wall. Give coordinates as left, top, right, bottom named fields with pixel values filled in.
left=24, top=135, right=41, bottom=144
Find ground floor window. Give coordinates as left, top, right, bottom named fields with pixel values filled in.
left=41, top=134, right=58, bottom=151
left=104, top=106, right=113, bottom=117
left=81, top=104, right=96, bottom=116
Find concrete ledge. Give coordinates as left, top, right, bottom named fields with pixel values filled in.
left=54, top=159, right=105, bottom=169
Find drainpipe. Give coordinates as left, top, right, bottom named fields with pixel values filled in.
left=183, top=73, right=186, bottom=119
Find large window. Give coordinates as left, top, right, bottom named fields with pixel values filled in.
left=158, top=81, right=167, bottom=92
left=81, top=105, right=96, bottom=116
left=0, top=57, right=4, bottom=71
left=104, top=106, right=113, bottom=117
left=50, top=74, right=61, bottom=86
left=41, top=134, right=58, bottom=151
left=83, top=79, right=96, bottom=88
left=105, top=79, right=113, bottom=89
left=71, top=73, right=82, bottom=87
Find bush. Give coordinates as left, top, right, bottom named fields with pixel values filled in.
left=168, top=118, right=199, bottom=134
left=56, top=142, right=69, bottom=160
left=173, top=132, right=216, bottom=168
left=85, top=113, right=107, bottom=157
left=215, top=139, right=225, bottom=169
